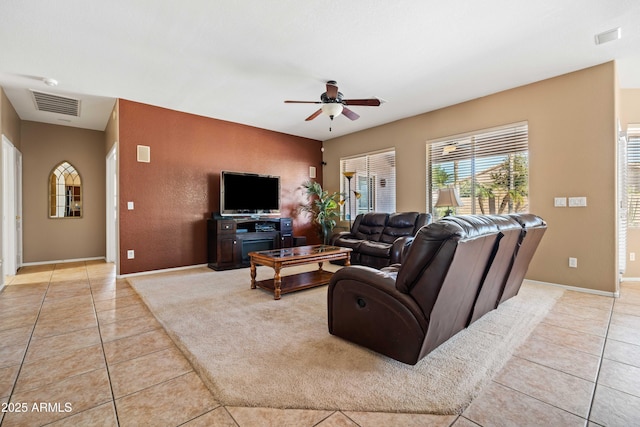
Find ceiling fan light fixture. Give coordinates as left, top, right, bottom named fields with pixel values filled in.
left=322, top=103, right=343, bottom=119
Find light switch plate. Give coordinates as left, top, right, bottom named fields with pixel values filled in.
left=127, top=250, right=135, bottom=259
left=127, top=201, right=134, bottom=210
left=568, top=197, right=587, bottom=207
left=554, top=197, right=567, bottom=207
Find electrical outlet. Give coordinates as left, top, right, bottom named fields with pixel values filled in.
left=569, top=257, right=577, bottom=268
left=127, top=250, right=135, bottom=259
left=631, top=252, right=636, bottom=262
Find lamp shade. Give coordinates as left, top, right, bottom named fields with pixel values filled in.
left=435, top=188, right=463, bottom=208
left=322, top=103, right=343, bottom=118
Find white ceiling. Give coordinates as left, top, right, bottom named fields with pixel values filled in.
left=1, top=1, right=640, bottom=141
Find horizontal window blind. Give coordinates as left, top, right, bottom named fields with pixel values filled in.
left=427, top=123, right=529, bottom=218
left=340, top=149, right=396, bottom=220
left=627, top=130, right=640, bottom=228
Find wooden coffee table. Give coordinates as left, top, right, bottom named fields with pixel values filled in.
left=249, top=245, right=351, bottom=300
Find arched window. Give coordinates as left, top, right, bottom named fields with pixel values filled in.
left=49, top=161, right=82, bottom=218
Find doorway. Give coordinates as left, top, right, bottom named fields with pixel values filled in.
left=106, top=143, right=118, bottom=270
left=2, top=134, right=22, bottom=280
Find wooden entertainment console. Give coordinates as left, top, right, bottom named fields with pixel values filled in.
left=207, top=215, right=293, bottom=270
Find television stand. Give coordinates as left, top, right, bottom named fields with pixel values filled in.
left=207, top=215, right=293, bottom=270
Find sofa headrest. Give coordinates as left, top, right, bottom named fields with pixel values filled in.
left=508, top=213, right=547, bottom=229
left=484, top=215, right=522, bottom=232
left=378, top=212, right=417, bottom=243
left=436, top=215, right=501, bottom=239
left=354, top=212, right=389, bottom=241
left=387, top=212, right=419, bottom=228
left=359, top=212, right=389, bottom=226
left=395, top=215, right=501, bottom=293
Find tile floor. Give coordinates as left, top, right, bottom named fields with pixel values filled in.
left=0, top=261, right=639, bottom=426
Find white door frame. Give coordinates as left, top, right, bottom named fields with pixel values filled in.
left=16, top=149, right=22, bottom=268
left=2, top=134, right=21, bottom=277
left=106, top=143, right=119, bottom=270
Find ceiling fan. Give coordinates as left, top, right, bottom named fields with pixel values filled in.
left=284, top=80, right=382, bottom=131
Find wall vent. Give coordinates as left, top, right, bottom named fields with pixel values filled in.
left=30, top=90, right=80, bottom=116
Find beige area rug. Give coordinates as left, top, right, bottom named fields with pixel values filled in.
left=128, top=265, right=563, bottom=414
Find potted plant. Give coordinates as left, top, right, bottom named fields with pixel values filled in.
left=301, top=180, right=343, bottom=244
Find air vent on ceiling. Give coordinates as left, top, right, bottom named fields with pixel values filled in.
left=30, top=90, right=80, bottom=117
left=594, top=27, right=622, bottom=45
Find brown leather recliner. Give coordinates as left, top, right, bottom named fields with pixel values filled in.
left=327, top=213, right=546, bottom=365
left=498, top=214, right=548, bottom=304
left=330, top=212, right=432, bottom=269
left=467, top=215, right=524, bottom=324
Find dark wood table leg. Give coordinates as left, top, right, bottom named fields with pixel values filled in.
left=273, top=263, right=282, bottom=300
left=250, top=260, right=257, bottom=289
left=345, top=253, right=351, bottom=266
left=318, top=261, right=323, bottom=271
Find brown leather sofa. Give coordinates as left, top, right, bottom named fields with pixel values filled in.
left=330, top=212, right=432, bottom=269
left=327, top=213, right=546, bottom=365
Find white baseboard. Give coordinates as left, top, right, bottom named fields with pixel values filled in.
left=118, top=263, right=208, bottom=279
left=621, top=277, right=640, bottom=282
left=526, top=279, right=619, bottom=298
left=21, top=256, right=106, bottom=267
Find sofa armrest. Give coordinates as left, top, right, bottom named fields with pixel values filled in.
left=328, top=265, right=427, bottom=331
left=389, top=235, right=415, bottom=264
left=329, top=231, right=353, bottom=245
left=327, top=265, right=428, bottom=364
left=330, top=264, right=396, bottom=289
left=328, top=266, right=426, bottom=325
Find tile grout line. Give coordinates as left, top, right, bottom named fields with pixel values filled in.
left=491, top=371, right=592, bottom=421
left=585, top=293, right=615, bottom=424
left=486, top=296, right=605, bottom=423
left=14, top=263, right=118, bottom=425
left=1, top=266, right=55, bottom=424
left=85, top=262, right=122, bottom=427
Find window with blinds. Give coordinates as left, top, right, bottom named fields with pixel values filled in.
left=627, top=127, right=640, bottom=228
left=340, top=148, right=396, bottom=220
left=426, top=122, right=529, bottom=218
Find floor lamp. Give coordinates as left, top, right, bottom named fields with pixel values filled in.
left=435, top=187, right=463, bottom=216
left=343, top=171, right=355, bottom=228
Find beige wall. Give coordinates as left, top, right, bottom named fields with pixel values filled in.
left=21, top=121, right=106, bottom=262
left=323, top=62, right=618, bottom=293
left=620, top=88, right=640, bottom=278
left=1, top=88, right=21, bottom=149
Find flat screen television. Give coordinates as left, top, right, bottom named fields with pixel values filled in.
left=220, top=171, right=280, bottom=216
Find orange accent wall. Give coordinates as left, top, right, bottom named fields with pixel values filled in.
left=118, top=100, right=323, bottom=274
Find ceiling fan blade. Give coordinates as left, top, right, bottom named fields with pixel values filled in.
left=285, top=100, right=322, bottom=104
left=305, top=109, right=323, bottom=121
left=326, top=81, right=339, bottom=99
left=343, top=98, right=381, bottom=106
left=341, top=107, right=360, bottom=121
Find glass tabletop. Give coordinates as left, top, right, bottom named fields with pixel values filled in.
left=251, top=245, right=344, bottom=259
